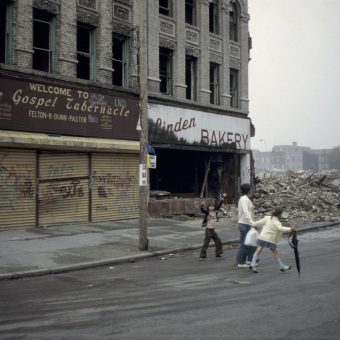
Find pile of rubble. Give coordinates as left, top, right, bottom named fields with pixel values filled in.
left=253, top=170, right=340, bottom=223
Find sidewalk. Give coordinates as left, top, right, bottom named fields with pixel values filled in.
left=0, top=216, right=339, bottom=280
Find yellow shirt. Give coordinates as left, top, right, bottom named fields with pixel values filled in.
left=253, top=216, right=291, bottom=244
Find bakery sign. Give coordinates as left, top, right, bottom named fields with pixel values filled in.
left=149, top=103, right=251, bottom=150
left=0, top=75, right=140, bottom=140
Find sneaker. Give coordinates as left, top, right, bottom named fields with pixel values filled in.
left=249, top=266, right=258, bottom=273
left=199, top=257, right=209, bottom=261
left=280, top=265, right=292, bottom=272
left=215, top=254, right=225, bottom=259
left=237, top=264, right=250, bottom=268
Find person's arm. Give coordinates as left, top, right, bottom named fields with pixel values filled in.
left=252, top=217, right=267, bottom=228
left=276, top=221, right=294, bottom=233
left=200, top=204, right=209, bottom=215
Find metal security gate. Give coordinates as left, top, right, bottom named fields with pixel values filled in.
left=91, top=153, right=139, bottom=222
left=38, top=152, right=89, bottom=225
left=0, top=149, right=36, bottom=228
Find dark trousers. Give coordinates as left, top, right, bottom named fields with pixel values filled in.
left=200, top=228, right=223, bottom=258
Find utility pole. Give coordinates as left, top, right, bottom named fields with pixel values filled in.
left=138, top=1, right=149, bottom=251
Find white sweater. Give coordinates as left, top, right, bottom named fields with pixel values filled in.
left=237, top=195, right=254, bottom=226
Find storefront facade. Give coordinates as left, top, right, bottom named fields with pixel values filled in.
left=148, top=102, right=253, bottom=203
left=0, top=72, right=140, bottom=228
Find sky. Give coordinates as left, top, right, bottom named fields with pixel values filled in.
left=248, top=0, right=340, bottom=151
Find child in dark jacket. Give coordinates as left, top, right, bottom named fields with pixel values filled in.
left=199, top=193, right=226, bottom=260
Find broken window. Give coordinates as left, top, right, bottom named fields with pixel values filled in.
left=159, top=0, right=172, bottom=16
left=185, top=0, right=196, bottom=26
left=209, top=0, right=219, bottom=34
left=0, top=1, right=13, bottom=64
left=112, top=34, right=129, bottom=87
left=33, top=8, right=55, bottom=72
left=229, top=3, right=238, bottom=42
left=210, top=62, right=220, bottom=105
left=230, top=68, right=239, bottom=108
left=159, top=47, right=172, bottom=95
left=77, top=24, right=96, bottom=80
left=185, top=55, right=197, bottom=100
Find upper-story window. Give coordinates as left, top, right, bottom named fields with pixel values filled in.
left=112, top=34, right=129, bottom=87
left=159, top=0, right=172, bottom=16
left=159, top=47, right=172, bottom=95
left=185, top=55, right=197, bottom=100
left=33, top=9, right=56, bottom=73
left=185, top=0, right=196, bottom=26
left=0, top=0, right=13, bottom=64
left=210, top=62, right=220, bottom=105
left=229, top=3, right=238, bottom=42
left=77, top=24, right=96, bottom=81
left=209, top=0, right=219, bottom=34
left=230, top=68, right=239, bottom=108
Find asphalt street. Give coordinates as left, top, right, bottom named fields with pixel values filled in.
left=1, top=227, right=340, bottom=340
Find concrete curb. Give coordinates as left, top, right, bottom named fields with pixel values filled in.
left=1, top=222, right=339, bottom=281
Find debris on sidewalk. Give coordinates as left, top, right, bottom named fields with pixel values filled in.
left=253, top=170, right=340, bottom=223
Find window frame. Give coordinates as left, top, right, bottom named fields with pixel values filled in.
left=112, top=33, right=129, bottom=87
left=0, top=1, right=13, bottom=64
left=159, top=47, right=173, bottom=95
left=33, top=9, right=56, bottom=73
left=185, top=55, right=197, bottom=101
left=185, top=0, right=196, bottom=26
left=209, top=0, right=219, bottom=34
left=209, top=62, right=220, bottom=105
left=159, top=0, right=172, bottom=17
left=229, top=3, right=238, bottom=42
left=230, top=68, right=239, bottom=108
left=76, top=23, right=96, bottom=81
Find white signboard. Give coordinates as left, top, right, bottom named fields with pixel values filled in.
left=149, top=104, right=251, bottom=150
left=139, top=164, right=147, bottom=186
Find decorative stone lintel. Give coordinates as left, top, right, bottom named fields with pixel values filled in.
left=159, top=37, right=176, bottom=50
left=33, top=0, right=59, bottom=14
left=210, top=53, right=222, bottom=64
left=241, top=97, right=250, bottom=102
left=185, top=46, right=200, bottom=58
left=222, top=93, right=232, bottom=98
left=112, top=22, right=133, bottom=36
left=241, top=12, right=250, bottom=23
left=77, top=8, right=99, bottom=26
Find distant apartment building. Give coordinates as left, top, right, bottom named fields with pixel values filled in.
left=253, top=142, right=331, bottom=172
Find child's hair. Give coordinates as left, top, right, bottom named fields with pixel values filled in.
left=208, top=201, right=215, bottom=209
left=271, top=207, right=283, bottom=219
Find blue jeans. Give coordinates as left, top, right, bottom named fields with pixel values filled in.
left=236, top=223, right=254, bottom=264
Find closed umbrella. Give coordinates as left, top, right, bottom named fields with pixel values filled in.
left=288, top=230, right=301, bottom=277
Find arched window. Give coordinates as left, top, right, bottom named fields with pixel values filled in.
left=229, top=2, right=238, bottom=42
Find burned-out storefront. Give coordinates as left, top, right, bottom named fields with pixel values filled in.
left=0, top=72, right=140, bottom=228
left=148, top=103, right=253, bottom=203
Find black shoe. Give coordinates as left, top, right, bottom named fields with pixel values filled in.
left=280, top=266, right=292, bottom=272
left=215, top=254, right=225, bottom=258
left=249, top=266, right=258, bottom=273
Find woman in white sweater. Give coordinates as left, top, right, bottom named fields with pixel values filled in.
left=250, top=208, right=295, bottom=273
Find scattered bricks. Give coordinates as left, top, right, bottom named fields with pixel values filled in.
left=253, top=170, right=340, bottom=223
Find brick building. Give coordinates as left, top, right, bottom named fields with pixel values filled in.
left=0, top=0, right=254, bottom=228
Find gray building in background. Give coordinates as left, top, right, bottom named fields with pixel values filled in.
left=0, top=0, right=254, bottom=228
left=253, top=142, right=332, bottom=172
